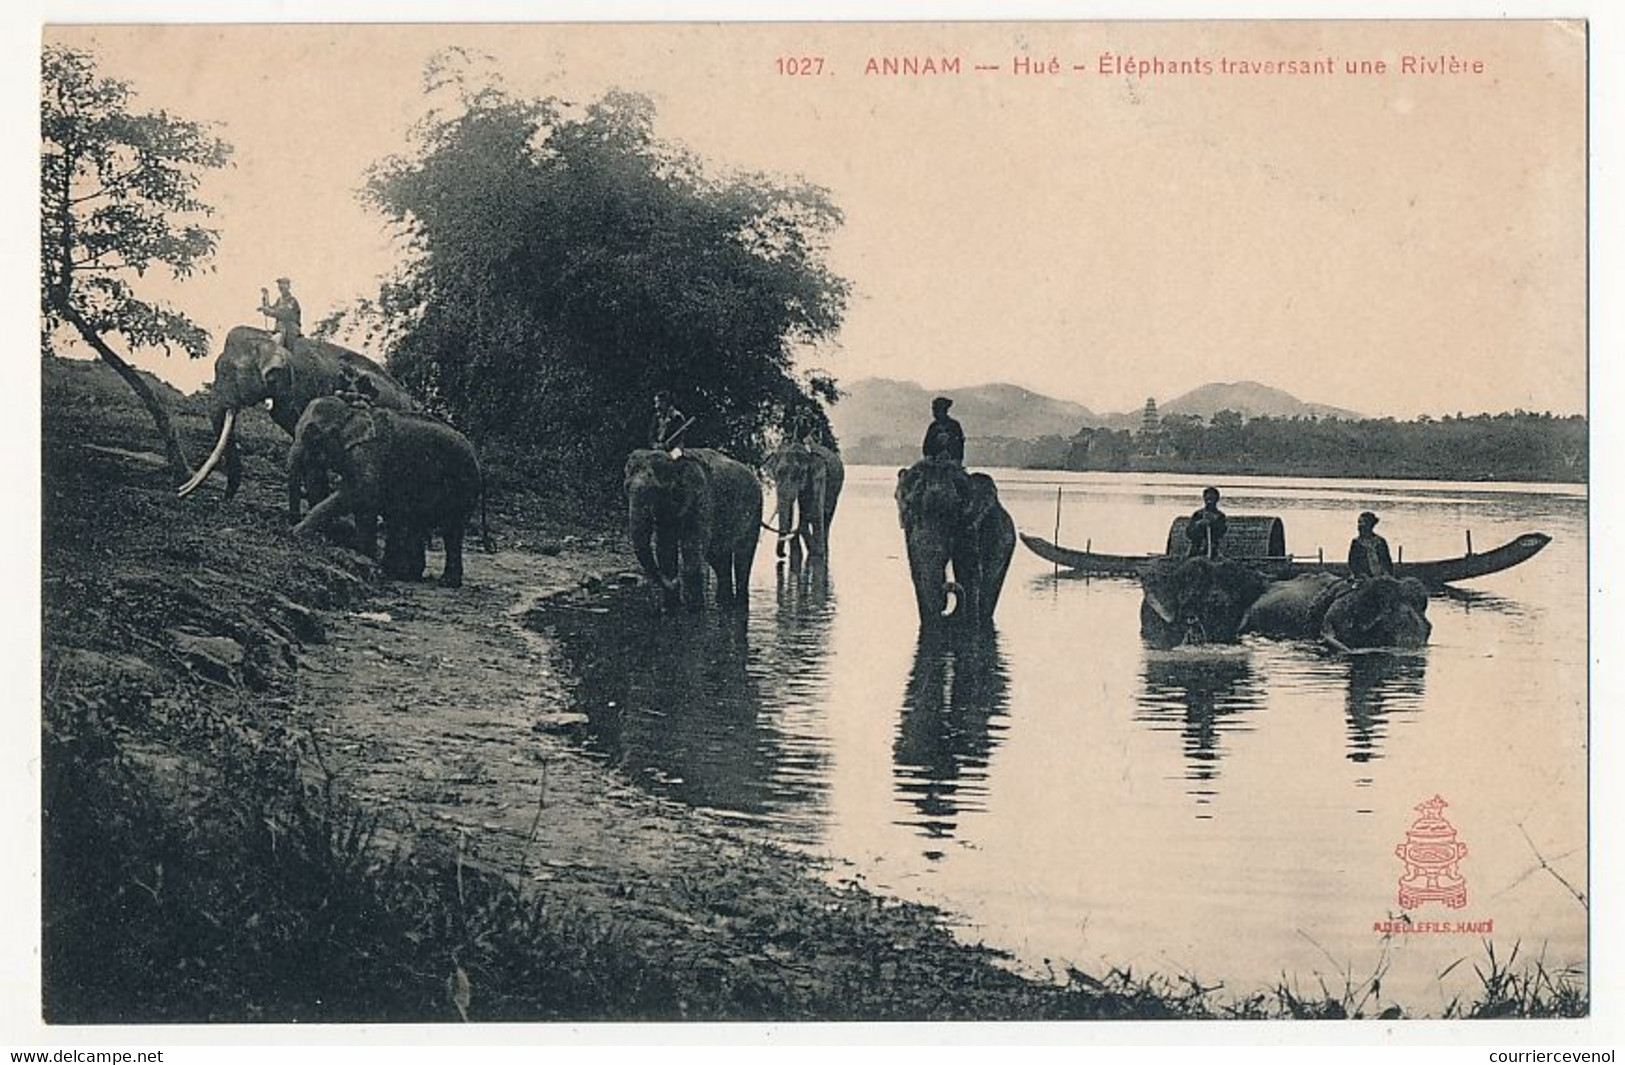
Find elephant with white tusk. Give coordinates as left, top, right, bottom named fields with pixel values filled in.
left=767, top=440, right=844, bottom=566
left=894, top=459, right=1016, bottom=627
left=176, top=326, right=414, bottom=506
left=287, top=397, right=484, bottom=588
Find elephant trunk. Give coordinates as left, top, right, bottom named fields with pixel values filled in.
left=775, top=484, right=799, bottom=559
left=907, top=537, right=954, bottom=623
left=629, top=500, right=678, bottom=592
left=176, top=407, right=236, bottom=498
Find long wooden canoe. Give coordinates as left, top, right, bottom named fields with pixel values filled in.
left=1019, top=530, right=1551, bottom=587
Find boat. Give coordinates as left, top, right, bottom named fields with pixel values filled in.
left=1020, top=518, right=1551, bottom=589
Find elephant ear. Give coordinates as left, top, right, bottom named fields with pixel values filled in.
left=895, top=467, right=919, bottom=526
left=339, top=405, right=387, bottom=451
left=962, top=473, right=1001, bottom=530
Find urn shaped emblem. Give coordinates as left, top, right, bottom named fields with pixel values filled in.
left=1395, top=794, right=1468, bottom=909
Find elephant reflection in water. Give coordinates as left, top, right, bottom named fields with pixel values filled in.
left=1343, top=651, right=1429, bottom=763
left=1137, top=653, right=1262, bottom=806
left=550, top=604, right=822, bottom=824
left=892, top=628, right=1012, bottom=848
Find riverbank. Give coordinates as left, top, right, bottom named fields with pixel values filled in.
left=39, top=360, right=1586, bottom=1022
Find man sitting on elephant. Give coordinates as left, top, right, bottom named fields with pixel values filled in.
left=1348, top=511, right=1395, bottom=578
left=258, top=277, right=302, bottom=352
left=895, top=459, right=1015, bottom=626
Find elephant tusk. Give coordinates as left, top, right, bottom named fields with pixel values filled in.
left=177, top=408, right=235, bottom=498
left=940, top=580, right=962, bottom=618
left=1144, top=589, right=1176, bottom=624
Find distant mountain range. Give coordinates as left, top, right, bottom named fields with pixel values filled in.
left=828, top=377, right=1362, bottom=458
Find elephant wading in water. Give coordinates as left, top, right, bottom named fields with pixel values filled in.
left=288, top=397, right=483, bottom=588
left=625, top=448, right=764, bottom=612
left=768, top=440, right=844, bottom=565
left=894, top=459, right=1016, bottom=626
left=177, top=326, right=414, bottom=505
left=1139, top=556, right=1268, bottom=649
left=1242, top=573, right=1433, bottom=651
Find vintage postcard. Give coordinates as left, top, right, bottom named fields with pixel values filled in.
left=20, top=10, right=1603, bottom=1050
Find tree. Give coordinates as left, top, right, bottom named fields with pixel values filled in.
left=41, top=45, right=232, bottom=478
left=351, top=56, right=849, bottom=495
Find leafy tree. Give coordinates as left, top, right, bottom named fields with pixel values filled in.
left=41, top=45, right=231, bottom=478
left=351, top=56, right=849, bottom=496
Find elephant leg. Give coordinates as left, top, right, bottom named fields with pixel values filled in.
left=655, top=533, right=682, bottom=610
left=982, top=542, right=1013, bottom=621
left=355, top=510, right=380, bottom=562
left=807, top=487, right=827, bottom=560
left=680, top=537, right=707, bottom=611
left=730, top=546, right=754, bottom=608
left=441, top=523, right=465, bottom=589
left=712, top=556, right=735, bottom=604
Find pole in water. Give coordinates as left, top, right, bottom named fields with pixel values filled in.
left=1466, top=529, right=1474, bottom=556
left=1052, top=486, right=1062, bottom=578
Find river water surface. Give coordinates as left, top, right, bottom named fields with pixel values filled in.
left=529, top=469, right=1588, bottom=1011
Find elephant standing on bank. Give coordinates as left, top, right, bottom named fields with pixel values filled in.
left=768, top=440, right=844, bottom=565
left=894, top=459, right=1016, bottom=626
left=1242, top=573, right=1433, bottom=651
left=177, top=326, right=414, bottom=505
left=625, top=448, right=764, bottom=612
left=288, top=397, right=484, bottom=588
left=1138, top=556, right=1268, bottom=649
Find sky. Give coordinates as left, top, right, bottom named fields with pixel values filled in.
left=41, top=19, right=1587, bottom=419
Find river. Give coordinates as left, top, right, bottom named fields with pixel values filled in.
left=528, top=468, right=1588, bottom=1011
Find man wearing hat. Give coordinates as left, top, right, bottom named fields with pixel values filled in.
left=922, top=395, right=965, bottom=463
left=1348, top=511, right=1395, bottom=578
left=258, top=276, right=302, bottom=352
left=1185, top=486, right=1228, bottom=559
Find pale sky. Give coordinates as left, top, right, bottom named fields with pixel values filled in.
left=44, top=19, right=1586, bottom=418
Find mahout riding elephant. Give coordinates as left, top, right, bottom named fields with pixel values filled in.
left=767, top=440, right=845, bottom=566
left=1138, top=556, right=1268, bottom=649
left=624, top=448, right=764, bottom=612
left=894, top=459, right=1016, bottom=626
left=1240, top=573, right=1433, bottom=650
left=288, top=397, right=483, bottom=588
left=177, top=326, right=414, bottom=504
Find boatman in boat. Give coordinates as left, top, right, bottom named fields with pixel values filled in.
left=923, top=396, right=965, bottom=464
left=1348, top=511, right=1396, bottom=578
left=1186, top=486, right=1228, bottom=559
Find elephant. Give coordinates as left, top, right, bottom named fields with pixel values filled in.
left=177, top=326, right=414, bottom=506
left=893, top=459, right=1016, bottom=626
left=624, top=448, right=764, bottom=612
left=1138, top=556, right=1268, bottom=649
left=287, top=397, right=483, bottom=588
left=767, top=440, right=844, bottom=566
left=1242, top=573, right=1432, bottom=651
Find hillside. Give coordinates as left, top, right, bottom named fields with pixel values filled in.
left=830, top=376, right=1360, bottom=464
left=1160, top=380, right=1361, bottom=421
left=830, top=378, right=1100, bottom=459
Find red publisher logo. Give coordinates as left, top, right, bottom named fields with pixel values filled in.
left=1394, top=794, right=1469, bottom=910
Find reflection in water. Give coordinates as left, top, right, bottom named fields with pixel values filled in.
left=1344, top=651, right=1428, bottom=765
left=892, top=628, right=1012, bottom=853
left=532, top=581, right=835, bottom=842
left=1136, top=651, right=1264, bottom=814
